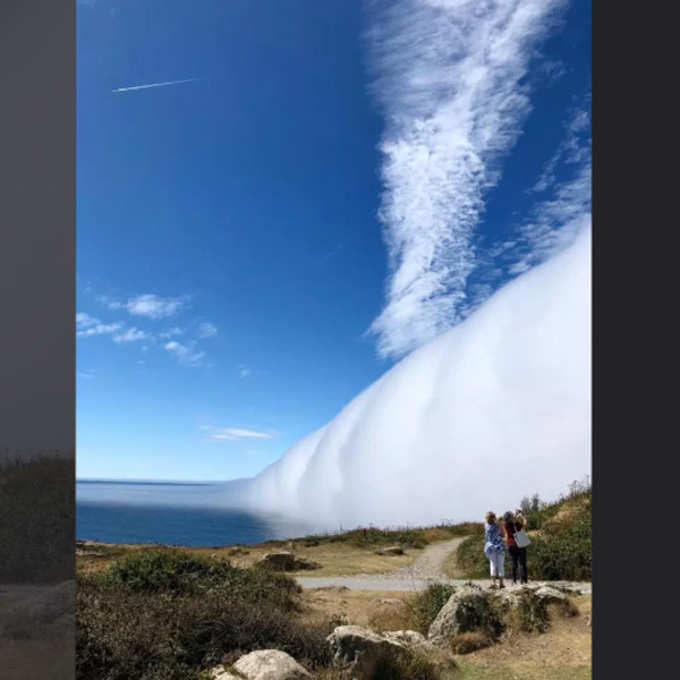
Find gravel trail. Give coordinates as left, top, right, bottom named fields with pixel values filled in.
left=296, top=537, right=591, bottom=593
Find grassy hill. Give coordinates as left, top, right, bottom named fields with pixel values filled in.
left=446, top=479, right=592, bottom=581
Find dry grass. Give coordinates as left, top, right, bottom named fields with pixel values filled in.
left=454, top=594, right=591, bottom=680
left=300, top=587, right=414, bottom=631
left=77, top=539, right=419, bottom=578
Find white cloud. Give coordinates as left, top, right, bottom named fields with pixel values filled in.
left=366, top=0, right=569, bottom=359
left=113, top=327, right=150, bottom=343
left=164, top=340, right=205, bottom=366
left=77, top=321, right=124, bottom=337
left=126, top=294, right=186, bottom=319
left=159, top=327, right=184, bottom=339
left=239, top=367, right=252, bottom=378
left=76, top=312, right=100, bottom=329
left=241, top=227, right=591, bottom=529
left=206, top=427, right=273, bottom=441
left=198, top=322, right=218, bottom=338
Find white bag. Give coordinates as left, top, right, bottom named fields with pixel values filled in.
left=514, top=530, right=531, bottom=548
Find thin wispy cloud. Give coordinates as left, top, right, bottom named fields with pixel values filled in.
left=113, top=327, right=150, bottom=343
left=197, top=322, right=218, bottom=338
left=164, top=340, right=206, bottom=367
left=109, top=293, right=187, bottom=319
left=239, top=367, right=253, bottom=378
left=76, top=312, right=100, bottom=330
left=366, top=0, right=569, bottom=359
left=112, top=78, right=199, bottom=94
left=508, top=161, right=591, bottom=275
left=530, top=107, right=590, bottom=194
left=159, top=327, right=184, bottom=339
left=204, top=427, right=273, bottom=442
left=77, top=321, right=124, bottom=337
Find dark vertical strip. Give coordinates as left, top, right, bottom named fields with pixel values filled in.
left=0, top=1, right=75, bottom=678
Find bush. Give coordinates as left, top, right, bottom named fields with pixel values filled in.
left=528, top=498, right=592, bottom=581
left=0, top=454, right=74, bottom=582
left=85, top=549, right=301, bottom=607
left=77, top=550, right=332, bottom=680
left=449, top=631, right=493, bottom=654
left=409, top=583, right=457, bottom=634
left=454, top=534, right=488, bottom=579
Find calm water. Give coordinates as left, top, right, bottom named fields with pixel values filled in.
left=76, top=480, right=314, bottom=546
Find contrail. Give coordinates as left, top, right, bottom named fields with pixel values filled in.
left=112, top=78, right=198, bottom=93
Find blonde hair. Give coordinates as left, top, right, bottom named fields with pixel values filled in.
left=485, top=511, right=496, bottom=524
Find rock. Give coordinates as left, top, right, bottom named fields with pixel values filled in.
left=232, top=650, right=311, bottom=680
left=496, top=586, right=550, bottom=633
left=382, top=630, right=426, bottom=647
left=534, top=586, right=568, bottom=604
left=375, top=546, right=404, bottom=556
left=259, top=552, right=296, bottom=571
left=291, top=558, right=322, bottom=571
left=428, top=586, right=498, bottom=640
left=327, top=625, right=409, bottom=678
left=303, top=539, right=320, bottom=547
left=257, top=552, right=321, bottom=571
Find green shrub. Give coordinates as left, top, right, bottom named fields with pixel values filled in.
left=76, top=552, right=331, bottom=680
left=455, top=534, right=489, bottom=579
left=409, top=583, right=457, bottom=634
left=86, top=549, right=301, bottom=609
left=528, top=498, right=591, bottom=581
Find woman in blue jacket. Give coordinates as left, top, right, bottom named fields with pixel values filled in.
left=484, top=511, right=506, bottom=589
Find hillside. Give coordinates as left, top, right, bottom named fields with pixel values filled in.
left=73, top=482, right=591, bottom=679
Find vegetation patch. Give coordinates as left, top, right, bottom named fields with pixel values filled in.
left=409, top=583, right=458, bottom=635
left=302, top=521, right=483, bottom=551
left=449, top=631, right=494, bottom=654
left=76, top=549, right=332, bottom=680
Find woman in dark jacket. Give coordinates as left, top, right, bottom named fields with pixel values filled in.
left=503, top=510, right=528, bottom=584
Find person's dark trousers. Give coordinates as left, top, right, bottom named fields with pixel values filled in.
left=509, top=544, right=528, bottom=583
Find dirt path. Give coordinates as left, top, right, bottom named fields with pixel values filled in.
left=296, top=537, right=591, bottom=593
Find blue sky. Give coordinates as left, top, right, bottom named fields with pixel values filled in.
left=77, top=0, right=591, bottom=481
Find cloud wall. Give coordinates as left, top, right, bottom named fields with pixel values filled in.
left=242, top=226, right=590, bottom=529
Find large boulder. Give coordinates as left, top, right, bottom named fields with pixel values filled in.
left=428, top=586, right=499, bottom=641
left=257, top=552, right=321, bottom=572
left=258, top=552, right=296, bottom=571
left=534, top=585, right=569, bottom=604
left=327, top=625, right=409, bottom=678
left=212, top=650, right=311, bottom=680
left=291, top=557, right=322, bottom=571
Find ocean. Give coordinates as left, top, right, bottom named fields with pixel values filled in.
left=76, top=480, right=314, bottom=547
